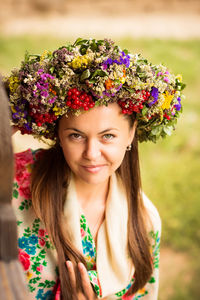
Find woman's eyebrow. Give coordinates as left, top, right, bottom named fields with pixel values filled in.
left=64, top=128, right=84, bottom=133
left=64, top=127, right=119, bottom=134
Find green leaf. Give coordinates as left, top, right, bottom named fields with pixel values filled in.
left=80, top=69, right=91, bottom=81
left=42, top=261, right=47, bottom=266
left=91, top=41, right=98, bottom=52
left=151, top=126, right=162, bottom=136
left=148, top=276, right=156, bottom=284
left=13, top=189, right=18, bottom=198
left=163, top=126, right=173, bottom=135
left=122, top=49, right=129, bottom=55
left=80, top=47, right=87, bottom=55
left=13, top=182, right=18, bottom=188
left=38, top=282, right=44, bottom=287
left=90, top=69, right=107, bottom=80
left=124, top=87, right=134, bottom=93
left=142, top=106, right=149, bottom=116
left=73, top=38, right=84, bottom=46
left=49, top=67, right=55, bottom=74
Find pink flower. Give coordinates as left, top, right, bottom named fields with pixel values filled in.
left=93, top=277, right=98, bottom=284
left=164, top=77, right=170, bottom=83
left=36, top=265, right=43, bottom=272
left=39, top=238, right=46, bottom=247
left=19, top=185, right=31, bottom=199
left=15, top=149, right=34, bottom=169
left=80, top=228, right=86, bottom=238
left=18, top=249, right=30, bottom=271
left=38, top=229, right=46, bottom=237
left=16, top=170, right=31, bottom=187
left=53, top=280, right=61, bottom=300
left=122, top=293, right=135, bottom=300
left=14, top=150, right=33, bottom=189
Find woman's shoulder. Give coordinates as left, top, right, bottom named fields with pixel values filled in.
left=13, top=148, right=45, bottom=208
left=142, top=192, right=161, bottom=234
left=14, top=148, right=44, bottom=165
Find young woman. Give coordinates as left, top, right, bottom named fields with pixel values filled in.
left=5, top=38, right=185, bottom=300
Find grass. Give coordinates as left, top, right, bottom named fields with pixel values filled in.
left=0, top=34, right=199, bottom=299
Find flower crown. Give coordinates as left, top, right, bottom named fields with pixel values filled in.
left=4, top=38, right=185, bottom=143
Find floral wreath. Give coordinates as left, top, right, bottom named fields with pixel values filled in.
left=4, top=38, right=185, bottom=143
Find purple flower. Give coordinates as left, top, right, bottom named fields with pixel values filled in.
left=157, top=72, right=163, bottom=76
left=149, top=87, right=159, bottom=106
left=174, top=97, right=181, bottom=111
left=115, top=83, right=123, bottom=92
left=102, top=51, right=130, bottom=69
left=41, top=90, right=49, bottom=98
left=119, top=51, right=130, bottom=68
left=12, top=112, right=20, bottom=119
left=24, top=123, right=32, bottom=131
left=102, top=58, right=113, bottom=70
left=48, top=97, right=57, bottom=104
left=103, top=90, right=116, bottom=97
left=38, top=69, right=44, bottom=74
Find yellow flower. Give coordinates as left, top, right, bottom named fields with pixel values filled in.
left=26, top=272, right=33, bottom=280
left=11, top=105, right=17, bottom=113
left=53, top=106, right=62, bottom=116
left=70, top=55, right=90, bottom=69
left=40, top=50, right=51, bottom=62
left=161, top=91, right=174, bottom=110
left=176, top=74, right=182, bottom=82
left=138, top=288, right=146, bottom=295
left=9, top=76, right=19, bottom=93
left=120, top=77, right=126, bottom=84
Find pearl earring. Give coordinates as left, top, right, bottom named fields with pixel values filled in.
left=126, top=145, right=132, bottom=151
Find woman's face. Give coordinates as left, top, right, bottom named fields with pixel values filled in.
left=58, top=102, right=136, bottom=186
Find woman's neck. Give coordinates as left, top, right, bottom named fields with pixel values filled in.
left=74, top=177, right=110, bottom=209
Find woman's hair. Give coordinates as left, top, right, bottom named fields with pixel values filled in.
left=31, top=114, right=153, bottom=299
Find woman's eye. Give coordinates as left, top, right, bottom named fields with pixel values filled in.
left=69, top=133, right=83, bottom=140
left=103, top=134, right=115, bottom=140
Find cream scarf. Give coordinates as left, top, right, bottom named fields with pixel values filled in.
left=64, top=172, right=135, bottom=298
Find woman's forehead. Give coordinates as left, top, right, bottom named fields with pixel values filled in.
left=59, top=103, right=130, bottom=131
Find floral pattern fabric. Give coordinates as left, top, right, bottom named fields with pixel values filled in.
left=12, top=148, right=161, bottom=299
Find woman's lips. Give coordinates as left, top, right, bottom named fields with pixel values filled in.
left=82, top=164, right=106, bottom=173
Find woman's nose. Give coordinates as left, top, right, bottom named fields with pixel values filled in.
left=83, top=139, right=101, bottom=160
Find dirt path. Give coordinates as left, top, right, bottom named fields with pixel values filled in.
left=1, top=14, right=200, bottom=39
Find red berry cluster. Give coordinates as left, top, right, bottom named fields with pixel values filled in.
left=136, top=90, right=151, bottom=101
left=118, top=90, right=150, bottom=115
left=29, top=104, right=57, bottom=127
left=66, top=88, right=95, bottom=111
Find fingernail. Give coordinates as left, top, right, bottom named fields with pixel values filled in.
left=78, top=262, right=84, bottom=270
left=66, top=260, right=71, bottom=267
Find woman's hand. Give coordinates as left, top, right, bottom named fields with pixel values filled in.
left=66, top=261, right=106, bottom=300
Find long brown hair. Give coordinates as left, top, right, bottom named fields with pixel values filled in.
left=31, top=116, right=153, bottom=298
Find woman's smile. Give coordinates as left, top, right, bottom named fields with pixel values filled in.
left=81, top=164, right=107, bottom=174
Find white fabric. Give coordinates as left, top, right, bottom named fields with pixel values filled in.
left=64, top=172, right=135, bottom=298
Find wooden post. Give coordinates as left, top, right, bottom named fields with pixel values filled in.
left=0, top=77, right=29, bottom=299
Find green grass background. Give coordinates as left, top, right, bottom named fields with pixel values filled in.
left=0, top=35, right=199, bottom=299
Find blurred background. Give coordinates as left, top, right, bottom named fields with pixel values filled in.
left=0, top=0, right=200, bottom=299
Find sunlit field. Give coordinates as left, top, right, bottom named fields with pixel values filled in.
left=1, top=35, right=199, bottom=300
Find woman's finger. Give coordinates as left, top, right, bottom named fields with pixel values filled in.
left=78, top=262, right=97, bottom=300
left=66, top=260, right=77, bottom=290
